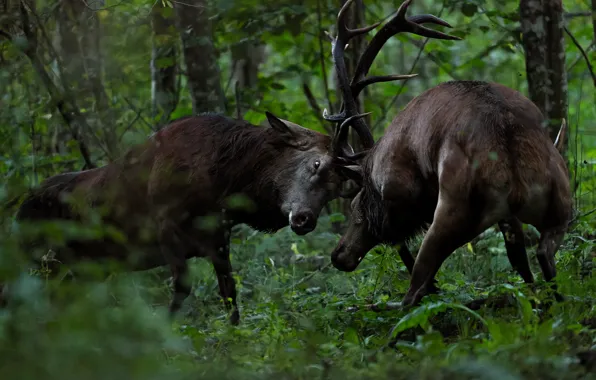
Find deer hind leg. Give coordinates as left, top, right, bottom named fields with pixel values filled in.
left=498, top=218, right=535, bottom=283
left=211, top=228, right=240, bottom=325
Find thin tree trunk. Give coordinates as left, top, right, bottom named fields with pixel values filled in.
left=520, top=0, right=548, bottom=115
left=174, top=0, right=226, bottom=114
left=592, top=0, right=596, bottom=42
left=151, top=3, right=178, bottom=127
left=520, top=0, right=568, bottom=150
left=17, top=1, right=96, bottom=168
left=231, top=41, right=266, bottom=118
left=544, top=0, right=567, bottom=143
left=54, top=0, right=115, bottom=157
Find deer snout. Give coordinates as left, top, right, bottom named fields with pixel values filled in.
left=289, top=210, right=317, bottom=235
left=331, top=243, right=360, bottom=272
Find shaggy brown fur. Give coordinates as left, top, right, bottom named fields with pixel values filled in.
left=12, top=112, right=350, bottom=324
left=332, top=81, right=572, bottom=307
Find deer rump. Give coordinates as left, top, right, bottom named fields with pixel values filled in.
left=332, top=80, right=572, bottom=307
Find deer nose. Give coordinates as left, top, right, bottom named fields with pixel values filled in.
left=290, top=210, right=316, bottom=235
left=331, top=244, right=359, bottom=272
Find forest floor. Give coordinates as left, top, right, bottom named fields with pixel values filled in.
left=2, top=214, right=596, bottom=379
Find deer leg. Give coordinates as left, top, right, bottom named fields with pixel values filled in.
left=536, top=226, right=566, bottom=301
left=158, top=220, right=192, bottom=316
left=397, top=243, right=415, bottom=274
left=402, top=194, right=490, bottom=307
left=498, top=218, right=535, bottom=284
left=397, top=244, right=440, bottom=294
left=211, top=229, right=239, bottom=325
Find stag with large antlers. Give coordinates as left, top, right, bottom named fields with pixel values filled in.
left=326, top=0, right=572, bottom=307
left=8, top=110, right=366, bottom=324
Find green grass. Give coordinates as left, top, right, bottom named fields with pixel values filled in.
left=2, top=214, right=596, bottom=379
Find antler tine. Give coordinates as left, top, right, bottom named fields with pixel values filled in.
left=351, top=0, right=462, bottom=89
left=332, top=150, right=370, bottom=165
left=335, top=0, right=382, bottom=42
left=332, top=112, right=372, bottom=153
left=408, top=14, right=453, bottom=28
left=331, top=113, right=374, bottom=164
left=352, top=74, right=418, bottom=98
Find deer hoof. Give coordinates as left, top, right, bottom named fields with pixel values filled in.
left=427, top=280, right=441, bottom=295
left=230, top=309, right=240, bottom=325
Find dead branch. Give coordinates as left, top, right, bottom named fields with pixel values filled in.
left=234, top=80, right=242, bottom=119
left=316, top=0, right=334, bottom=114
left=568, top=42, right=594, bottom=71
left=405, top=36, right=461, bottom=80
left=564, top=26, right=596, bottom=87
left=302, top=82, right=334, bottom=135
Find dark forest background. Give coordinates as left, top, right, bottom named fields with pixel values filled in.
left=0, top=0, right=595, bottom=378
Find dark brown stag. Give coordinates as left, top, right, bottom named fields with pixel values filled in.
left=326, top=0, right=573, bottom=307
left=10, top=111, right=366, bottom=324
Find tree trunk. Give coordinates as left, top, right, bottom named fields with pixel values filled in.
left=151, top=3, right=178, bottom=127
left=231, top=41, right=266, bottom=118
left=174, top=0, right=226, bottom=114
left=54, top=0, right=115, bottom=157
left=520, top=0, right=568, bottom=150
left=592, top=0, right=596, bottom=42
left=16, top=1, right=96, bottom=168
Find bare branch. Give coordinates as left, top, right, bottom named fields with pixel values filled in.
left=235, top=80, right=242, bottom=119
left=302, top=82, right=333, bottom=135
left=564, top=26, right=596, bottom=87
left=316, top=0, right=334, bottom=114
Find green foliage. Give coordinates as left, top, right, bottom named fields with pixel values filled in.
left=3, top=215, right=596, bottom=379
left=1, top=0, right=595, bottom=378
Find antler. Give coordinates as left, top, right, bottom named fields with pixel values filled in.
left=326, top=0, right=461, bottom=153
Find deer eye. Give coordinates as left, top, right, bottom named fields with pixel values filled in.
left=313, top=159, right=321, bottom=170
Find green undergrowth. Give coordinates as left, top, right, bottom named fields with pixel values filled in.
left=2, top=214, right=596, bottom=380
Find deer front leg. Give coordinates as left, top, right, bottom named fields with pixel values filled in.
left=401, top=198, right=486, bottom=308
left=396, top=243, right=440, bottom=295
left=211, top=228, right=239, bottom=325
left=498, top=218, right=535, bottom=284
left=158, top=219, right=192, bottom=316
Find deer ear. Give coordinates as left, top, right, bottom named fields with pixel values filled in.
left=337, top=165, right=363, bottom=184
left=265, top=111, right=296, bottom=140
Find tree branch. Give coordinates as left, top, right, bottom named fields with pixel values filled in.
left=316, top=0, right=334, bottom=114
left=302, top=82, right=333, bottom=135
left=564, top=26, right=596, bottom=87
left=234, top=80, right=242, bottom=119
left=568, top=42, right=594, bottom=71
left=405, top=36, right=460, bottom=81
